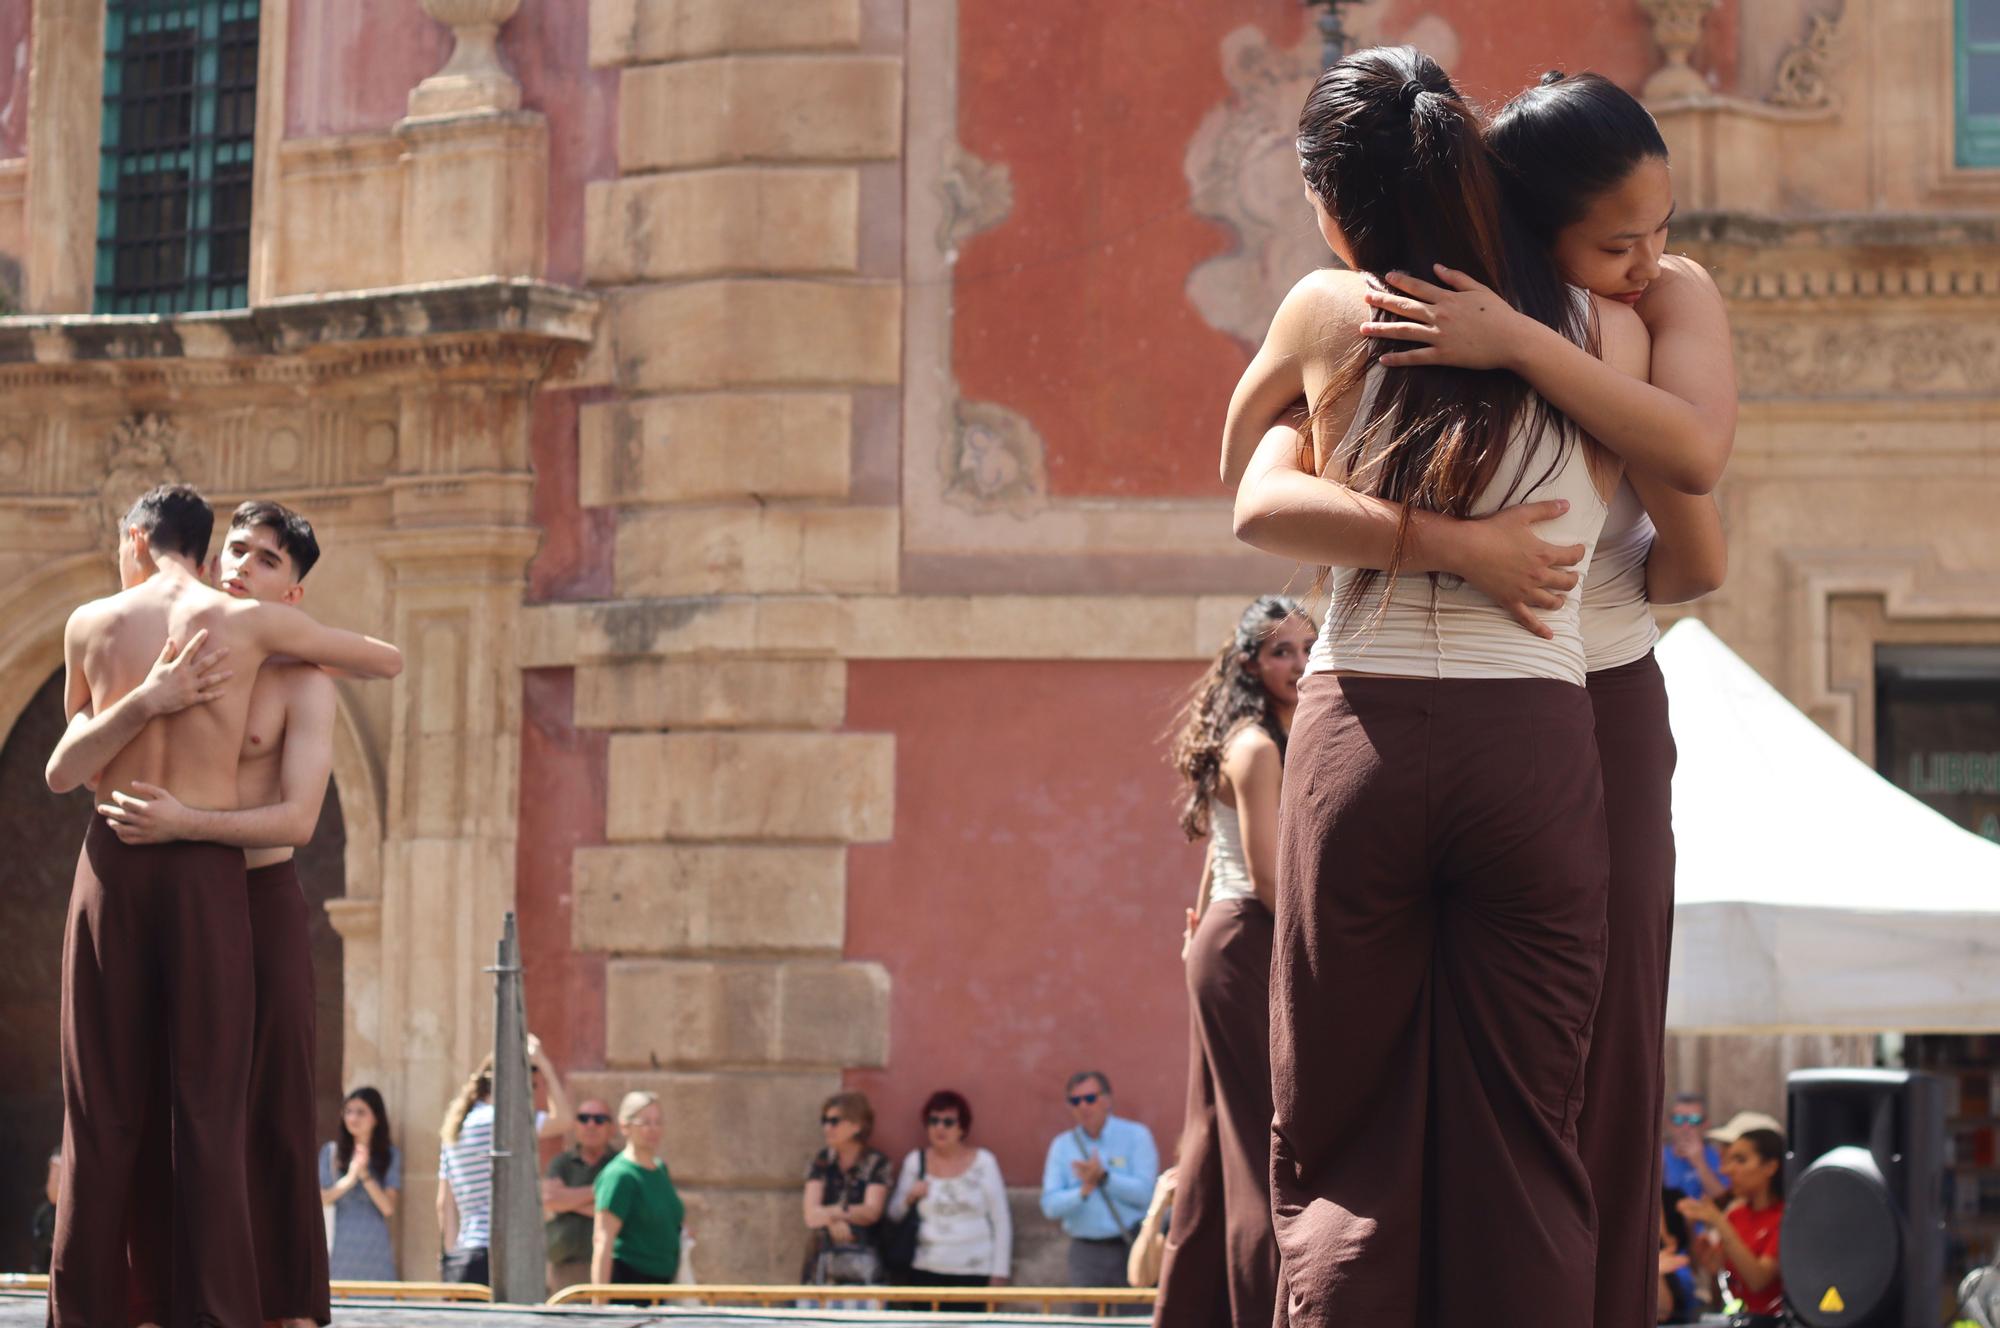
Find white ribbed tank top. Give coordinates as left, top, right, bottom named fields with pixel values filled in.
left=1305, top=368, right=1613, bottom=686
left=1579, top=477, right=1659, bottom=672
left=1207, top=797, right=1255, bottom=905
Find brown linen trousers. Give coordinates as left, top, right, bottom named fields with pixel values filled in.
left=50, top=816, right=259, bottom=1328
left=125, top=859, right=331, bottom=1327
left=1270, top=673, right=1610, bottom=1328
left=1578, top=651, right=1678, bottom=1328
left=1153, top=895, right=1279, bottom=1328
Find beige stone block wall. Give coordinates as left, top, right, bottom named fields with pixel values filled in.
left=577, top=4, right=904, bottom=1281
left=619, top=57, right=900, bottom=170
left=606, top=732, right=895, bottom=842
left=584, top=169, right=859, bottom=281
left=579, top=393, right=853, bottom=505
left=614, top=506, right=899, bottom=597
left=612, top=279, right=901, bottom=391
left=605, top=958, right=890, bottom=1067
left=572, top=844, right=847, bottom=954
left=576, top=658, right=847, bottom=729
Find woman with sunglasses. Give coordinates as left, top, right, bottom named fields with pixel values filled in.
left=886, top=1091, right=1012, bottom=1310
left=804, top=1091, right=892, bottom=1305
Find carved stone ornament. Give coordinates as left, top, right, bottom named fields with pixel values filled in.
left=941, top=398, right=1048, bottom=518
left=409, top=0, right=524, bottom=119
left=938, top=146, right=1015, bottom=256
left=1640, top=0, right=1720, bottom=101
left=93, top=413, right=185, bottom=543
left=1733, top=321, right=2000, bottom=398
left=1768, top=6, right=1846, bottom=112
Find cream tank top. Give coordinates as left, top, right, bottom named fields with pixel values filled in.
left=1305, top=367, right=1612, bottom=686
left=1579, top=477, right=1659, bottom=672
left=1206, top=797, right=1256, bottom=905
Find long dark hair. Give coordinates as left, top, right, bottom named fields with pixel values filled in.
left=336, top=1085, right=394, bottom=1181
left=1296, top=47, right=1589, bottom=621
left=1169, top=596, right=1309, bottom=840
left=1736, top=1128, right=1786, bottom=1201
left=1487, top=71, right=1669, bottom=249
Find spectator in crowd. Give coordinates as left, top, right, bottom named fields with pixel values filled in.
left=1039, top=1071, right=1159, bottom=1297
left=1680, top=1123, right=1786, bottom=1325
left=545, top=1096, right=618, bottom=1292
left=319, top=1087, right=401, bottom=1280
left=29, top=1149, right=58, bottom=1273
left=886, top=1090, right=1011, bottom=1306
left=1128, top=1168, right=1177, bottom=1290
left=438, top=1037, right=573, bottom=1283
left=1663, top=1091, right=1728, bottom=1202
left=1658, top=1187, right=1697, bottom=1324
left=804, top=1091, right=892, bottom=1303
left=590, top=1091, right=684, bottom=1284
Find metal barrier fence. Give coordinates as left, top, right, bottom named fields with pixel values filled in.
left=545, top=1284, right=1158, bottom=1315
left=3, top=1274, right=1155, bottom=1317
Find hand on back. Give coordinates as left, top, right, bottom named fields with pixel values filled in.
left=136, top=628, right=233, bottom=717
left=1454, top=500, right=1586, bottom=640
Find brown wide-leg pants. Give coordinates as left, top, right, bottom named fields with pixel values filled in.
left=125, top=861, right=331, bottom=1327
left=50, top=816, right=258, bottom=1328
left=1579, top=652, right=1677, bottom=1328
left=1270, top=674, right=1610, bottom=1328
left=1154, top=896, right=1277, bottom=1328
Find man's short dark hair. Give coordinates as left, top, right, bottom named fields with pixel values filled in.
left=124, top=485, right=214, bottom=563
left=229, top=499, right=320, bottom=580
left=1066, top=1070, right=1112, bottom=1096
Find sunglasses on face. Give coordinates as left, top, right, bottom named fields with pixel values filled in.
left=1671, top=1112, right=1704, bottom=1126
left=1067, top=1093, right=1101, bottom=1107
left=821, top=1116, right=845, bottom=1128
left=927, top=1115, right=961, bottom=1129
left=576, top=1113, right=611, bottom=1125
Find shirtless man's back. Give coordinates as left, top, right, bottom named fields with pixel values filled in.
left=46, top=485, right=400, bottom=1328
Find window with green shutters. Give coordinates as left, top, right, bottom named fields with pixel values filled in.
left=95, top=0, right=260, bottom=315
left=1961, top=0, right=2000, bottom=168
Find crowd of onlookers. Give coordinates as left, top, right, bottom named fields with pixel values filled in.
left=19, top=1056, right=1790, bottom=1316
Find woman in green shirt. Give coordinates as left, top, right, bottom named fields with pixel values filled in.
left=591, top=1091, right=685, bottom=1284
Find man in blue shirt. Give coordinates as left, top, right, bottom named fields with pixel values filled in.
left=1041, top=1069, right=1158, bottom=1303
left=1661, top=1091, right=1728, bottom=1204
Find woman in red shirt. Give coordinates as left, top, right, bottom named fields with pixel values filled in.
left=1679, top=1127, right=1786, bottom=1321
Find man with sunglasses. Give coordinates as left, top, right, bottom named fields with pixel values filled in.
left=1663, top=1092, right=1728, bottom=1204
left=544, top=1098, right=619, bottom=1293
left=1040, top=1070, right=1158, bottom=1309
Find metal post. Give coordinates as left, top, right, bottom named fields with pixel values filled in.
left=486, top=912, right=545, bottom=1302
left=1304, top=0, right=1362, bottom=68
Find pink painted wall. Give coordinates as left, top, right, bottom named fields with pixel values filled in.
left=0, top=3, right=28, bottom=161
left=845, top=661, right=1207, bottom=1184
left=284, top=0, right=448, bottom=138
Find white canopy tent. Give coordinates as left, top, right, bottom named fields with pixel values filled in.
left=1658, top=619, right=2000, bottom=1034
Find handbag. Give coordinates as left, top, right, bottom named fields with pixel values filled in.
left=879, top=1149, right=926, bottom=1275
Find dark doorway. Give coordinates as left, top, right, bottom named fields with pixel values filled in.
left=0, top=668, right=347, bottom=1272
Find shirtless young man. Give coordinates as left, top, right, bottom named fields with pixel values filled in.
left=43, top=485, right=400, bottom=1328
left=103, top=501, right=349, bottom=1328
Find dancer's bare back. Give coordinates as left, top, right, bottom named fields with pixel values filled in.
left=62, top=567, right=398, bottom=810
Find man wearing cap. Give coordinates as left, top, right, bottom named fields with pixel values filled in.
left=1662, top=1092, right=1729, bottom=1203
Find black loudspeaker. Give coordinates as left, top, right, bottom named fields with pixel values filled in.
left=1783, top=1069, right=1945, bottom=1328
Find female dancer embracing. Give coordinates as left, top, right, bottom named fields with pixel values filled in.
left=1155, top=595, right=1311, bottom=1328
left=1218, top=44, right=1684, bottom=1328
left=1235, top=71, right=1736, bottom=1328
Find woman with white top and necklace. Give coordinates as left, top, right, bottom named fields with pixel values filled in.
left=1153, top=596, right=1312, bottom=1328
left=886, top=1090, right=1010, bottom=1311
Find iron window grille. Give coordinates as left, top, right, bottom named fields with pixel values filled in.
left=1961, top=0, right=2000, bottom=168
left=95, top=0, right=260, bottom=314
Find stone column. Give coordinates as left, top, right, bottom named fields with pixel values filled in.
left=571, top=0, right=905, bottom=1280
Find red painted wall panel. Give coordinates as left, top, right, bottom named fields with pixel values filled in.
left=0, top=4, right=29, bottom=161
left=845, top=661, right=1207, bottom=1183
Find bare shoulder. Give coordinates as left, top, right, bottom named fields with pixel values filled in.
left=1271, top=267, right=1369, bottom=349
left=1638, top=254, right=1730, bottom=336
left=1589, top=294, right=1652, bottom=378
left=1222, top=723, right=1281, bottom=773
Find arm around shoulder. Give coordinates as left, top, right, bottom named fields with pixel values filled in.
left=250, top=601, right=403, bottom=680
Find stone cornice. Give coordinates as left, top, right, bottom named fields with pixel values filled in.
left=0, top=278, right=600, bottom=390
left=1675, top=211, right=2000, bottom=303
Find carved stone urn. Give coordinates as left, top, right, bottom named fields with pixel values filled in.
left=409, top=0, right=524, bottom=118
left=1639, top=0, right=1720, bottom=102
